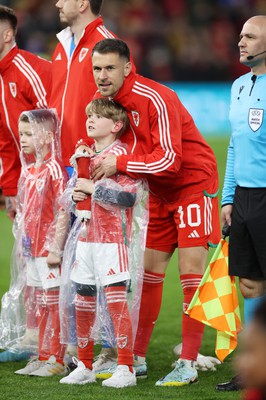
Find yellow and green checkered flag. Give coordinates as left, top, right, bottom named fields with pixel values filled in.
left=187, top=239, right=242, bottom=362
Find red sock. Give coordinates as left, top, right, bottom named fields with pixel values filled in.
left=105, top=286, right=133, bottom=370
left=36, top=289, right=49, bottom=361
left=24, top=286, right=38, bottom=329
left=75, top=293, right=96, bottom=370
left=46, top=289, right=66, bottom=364
left=180, top=274, right=204, bottom=361
left=133, top=271, right=165, bottom=357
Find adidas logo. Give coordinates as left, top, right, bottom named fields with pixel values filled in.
left=188, top=230, right=200, bottom=238
left=107, top=268, right=116, bottom=276
left=55, top=52, right=62, bottom=61
left=47, top=272, right=56, bottom=280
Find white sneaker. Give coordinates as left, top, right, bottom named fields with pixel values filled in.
left=60, top=357, right=96, bottom=385
left=102, top=365, right=136, bottom=388
left=29, top=355, right=69, bottom=377
left=15, top=357, right=44, bottom=375
left=93, top=347, right=117, bottom=372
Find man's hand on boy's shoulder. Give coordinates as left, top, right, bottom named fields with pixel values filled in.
left=92, top=154, right=117, bottom=181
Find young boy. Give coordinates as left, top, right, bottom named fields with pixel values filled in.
left=9, top=109, right=69, bottom=377
left=59, top=98, right=148, bottom=388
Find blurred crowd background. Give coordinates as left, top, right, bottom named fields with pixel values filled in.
left=1, top=0, right=266, bottom=82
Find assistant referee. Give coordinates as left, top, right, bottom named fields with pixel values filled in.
left=218, top=15, right=266, bottom=392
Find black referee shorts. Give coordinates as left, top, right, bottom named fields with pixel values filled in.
left=229, top=186, right=266, bottom=279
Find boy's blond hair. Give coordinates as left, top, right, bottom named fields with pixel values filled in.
left=85, top=98, right=129, bottom=136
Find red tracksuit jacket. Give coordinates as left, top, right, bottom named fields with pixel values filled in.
left=112, top=71, right=218, bottom=202
left=0, top=45, right=51, bottom=196
left=50, top=17, right=118, bottom=167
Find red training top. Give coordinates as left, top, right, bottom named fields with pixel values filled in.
left=111, top=71, right=218, bottom=202
left=0, top=46, right=51, bottom=196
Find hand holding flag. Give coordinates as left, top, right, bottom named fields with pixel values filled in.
left=187, top=228, right=242, bottom=362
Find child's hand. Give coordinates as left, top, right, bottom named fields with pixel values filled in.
left=75, top=144, right=89, bottom=154
left=72, top=190, right=88, bottom=202
left=5, top=196, right=17, bottom=221
left=75, top=145, right=94, bottom=156
left=75, top=178, right=95, bottom=194
left=47, top=252, right=61, bottom=268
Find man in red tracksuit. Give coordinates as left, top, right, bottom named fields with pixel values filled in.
left=51, top=0, right=121, bottom=174
left=0, top=5, right=51, bottom=220
left=91, top=38, right=221, bottom=387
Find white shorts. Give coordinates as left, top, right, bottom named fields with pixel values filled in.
left=70, top=241, right=130, bottom=287
left=26, top=257, right=61, bottom=289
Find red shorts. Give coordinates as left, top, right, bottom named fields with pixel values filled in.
left=146, top=185, right=221, bottom=253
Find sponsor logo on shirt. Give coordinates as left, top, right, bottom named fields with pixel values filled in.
left=131, top=111, right=140, bottom=127
left=239, top=85, right=244, bottom=94
left=9, top=82, right=17, bottom=98
left=249, top=108, right=264, bottom=132
left=79, top=48, right=89, bottom=63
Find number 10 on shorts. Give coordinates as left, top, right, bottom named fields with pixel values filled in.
left=177, top=204, right=201, bottom=228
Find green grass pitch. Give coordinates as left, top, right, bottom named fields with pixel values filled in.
left=0, top=136, right=240, bottom=400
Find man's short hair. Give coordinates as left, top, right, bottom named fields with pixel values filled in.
left=92, top=39, right=130, bottom=62
left=0, top=6, right=17, bottom=34
left=86, top=98, right=129, bottom=136
left=89, top=0, right=104, bottom=16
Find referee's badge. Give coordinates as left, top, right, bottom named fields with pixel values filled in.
left=249, top=108, right=264, bottom=132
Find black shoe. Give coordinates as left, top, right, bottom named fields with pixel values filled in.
left=215, top=376, right=242, bottom=391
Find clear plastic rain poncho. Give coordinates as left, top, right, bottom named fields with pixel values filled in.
left=59, top=140, right=149, bottom=349
left=0, top=109, right=68, bottom=353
